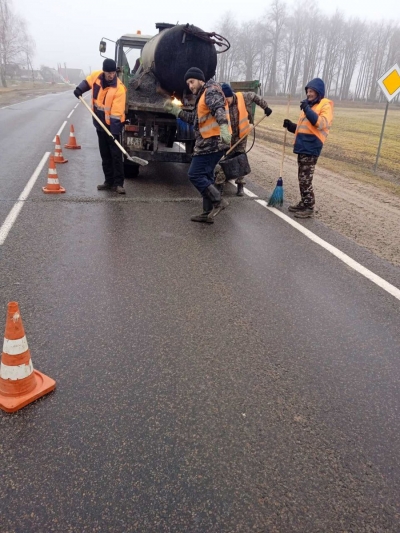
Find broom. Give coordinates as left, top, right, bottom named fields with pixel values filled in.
left=268, top=95, right=291, bottom=207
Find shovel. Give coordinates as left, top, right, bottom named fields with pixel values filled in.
left=78, top=96, right=148, bottom=166
left=224, top=113, right=268, bottom=158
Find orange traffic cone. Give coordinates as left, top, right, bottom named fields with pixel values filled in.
left=0, top=302, right=56, bottom=413
left=64, top=124, right=81, bottom=149
left=54, top=134, right=68, bottom=163
left=42, top=155, right=66, bottom=194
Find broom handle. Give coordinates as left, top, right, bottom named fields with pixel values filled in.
left=280, top=95, right=291, bottom=176
left=225, top=113, right=268, bottom=156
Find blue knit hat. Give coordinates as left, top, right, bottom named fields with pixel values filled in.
left=221, top=83, right=234, bottom=97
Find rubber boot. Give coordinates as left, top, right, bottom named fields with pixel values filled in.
left=205, top=184, right=229, bottom=220
left=215, top=182, right=225, bottom=196
left=191, top=196, right=214, bottom=224
left=236, top=183, right=244, bottom=196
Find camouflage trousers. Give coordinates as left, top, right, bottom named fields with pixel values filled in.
left=297, top=154, right=319, bottom=208
left=215, top=138, right=247, bottom=186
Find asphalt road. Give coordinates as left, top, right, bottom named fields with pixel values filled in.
left=0, top=91, right=399, bottom=532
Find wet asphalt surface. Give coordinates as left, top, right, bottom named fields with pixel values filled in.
left=0, top=92, right=399, bottom=532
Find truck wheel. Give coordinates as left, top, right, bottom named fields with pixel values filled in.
left=124, top=162, right=140, bottom=178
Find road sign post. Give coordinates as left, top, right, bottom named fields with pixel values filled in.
left=374, top=63, right=400, bottom=172
left=374, top=101, right=389, bottom=172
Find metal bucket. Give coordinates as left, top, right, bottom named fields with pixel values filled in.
left=219, top=153, right=251, bottom=180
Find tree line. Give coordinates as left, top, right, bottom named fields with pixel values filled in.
left=216, top=0, right=400, bottom=102
left=0, top=0, right=35, bottom=87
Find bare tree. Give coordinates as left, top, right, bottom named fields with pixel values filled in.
left=0, top=0, right=35, bottom=87
left=217, top=3, right=400, bottom=102
left=258, top=25, right=273, bottom=93
left=237, top=20, right=263, bottom=80
left=321, top=11, right=345, bottom=96
left=265, top=0, right=286, bottom=95
left=216, top=13, right=240, bottom=82
left=301, top=8, right=322, bottom=90
left=368, top=21, right=395, bottom=100
left=337, top=19, right=365, bottom=100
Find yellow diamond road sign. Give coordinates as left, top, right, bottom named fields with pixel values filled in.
left=377, top=63, right=400, bottom=102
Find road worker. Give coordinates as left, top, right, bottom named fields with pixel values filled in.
left=73, top=59, right=127, bottom=194
left=164, top=67, right=231, bottom=224
left=215, top=83, right=272, bottom=196
left=283, top=77, right=334, bottom=218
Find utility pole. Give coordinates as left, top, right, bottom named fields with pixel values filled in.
left=26, top=52, right=34, bottom=86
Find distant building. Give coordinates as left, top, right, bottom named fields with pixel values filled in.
left=5, top=63, right=21, bottom=78
left=60, top=68, right=86, bottom=85
left=41, top=67, right=67, bottom=84
left=20, top=69, right=44, bottom=81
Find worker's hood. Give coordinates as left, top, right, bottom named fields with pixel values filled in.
left=305, top=78, right=325, bottom=100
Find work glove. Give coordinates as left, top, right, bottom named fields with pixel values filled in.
left=283, top=119, right=294, bottom=129
left=163, top=100, right=181, bottom=118
left=73, top=87, right=83, bottom=99
left=300, top=99, right=310, bottom=111
left=264, top=106, right=272, bottom=116
left=219, top=124, right=232, bottom=146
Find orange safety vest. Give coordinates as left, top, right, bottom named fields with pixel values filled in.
left=236, top=92, right=251, bottom=138
left=86, top=70, right=126, bottom=127
left=197, top=90, right=231, bottom=139
left=295, top=98, right=333, bottom=145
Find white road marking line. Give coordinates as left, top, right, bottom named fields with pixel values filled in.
left=74, top=103, right=79, bottom=109
left=243, top=187, right=258, bottom=198
left=255, top=199, right=400, bottom=301
left=228, top=180, right=258, bottom=198
left=67, top=109, right=74, bottom=119
left=0, top=152, right=50, bottom=246
left=52, top=120, right=67, bottom=142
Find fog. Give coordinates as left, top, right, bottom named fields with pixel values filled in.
left=14, top=0, right=400, bottom=73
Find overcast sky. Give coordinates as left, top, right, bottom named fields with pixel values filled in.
left=15, top=0, right=400, bottom=73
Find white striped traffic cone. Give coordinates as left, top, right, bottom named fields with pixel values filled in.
left=64, top=124, right=81, bottom=149
left=54, top=134, right=68, bottom=163
left=42, top=155, right=66, bottom=194
left=0, top=302, right=56, bottom=413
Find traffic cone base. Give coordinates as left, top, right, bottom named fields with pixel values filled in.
left=42, top=185, right=66, bottom=194
left=43, top=155, right=66, bottom=194
left=0, top=369, right=55, bottom=413
left=0, top=302, right=56, bottom=413
left=54, top=135, right=68, bottom=164
left=65, top=124, right=81, bottom=149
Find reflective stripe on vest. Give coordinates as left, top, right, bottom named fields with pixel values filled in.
left=236, top=92, right=251, bottom=138
left=294, top=98, right=333, bottom=145
left=198, top=92, right=231, bottom=139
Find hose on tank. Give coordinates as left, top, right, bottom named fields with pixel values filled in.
left=182, top=25, right=230, bottom=54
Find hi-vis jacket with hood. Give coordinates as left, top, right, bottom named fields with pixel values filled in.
left=77, top=71, right=126, bottom=135
left=293, top=78, right=333, bottom=157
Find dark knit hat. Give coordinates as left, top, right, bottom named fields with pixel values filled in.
left=103, top=58, right=117, bottom=72
left=221, top=83, right=234, bottom=97
left=184, top=67, right=205, bottom=83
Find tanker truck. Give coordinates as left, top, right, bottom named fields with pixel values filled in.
left=99, top=22, right=229, bottom=177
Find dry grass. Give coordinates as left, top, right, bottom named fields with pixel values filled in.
left=0, top=81, right=71, bottom=106
left=254, top=101, right=400, bottom=192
